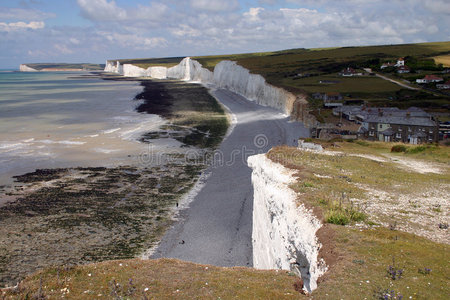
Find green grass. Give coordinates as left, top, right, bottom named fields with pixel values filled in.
left=281, top=74, right=402, bottom=94
left=3, top=227, right=448, bottom=299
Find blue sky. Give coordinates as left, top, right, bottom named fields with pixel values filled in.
left=0, top=0, right=449, bottom=69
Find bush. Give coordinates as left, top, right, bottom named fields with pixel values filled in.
left=406, top=145, right=427, bottom=154
left=325, top=209, right=350, bottom=225
left=391, top=145, right=407, bottom=152
left=325, top=202, right=367, bottom=225
left=355, top=140, right=369, bottom=146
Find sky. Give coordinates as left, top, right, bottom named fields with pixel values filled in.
left=0, top=0, right=449, bottom=69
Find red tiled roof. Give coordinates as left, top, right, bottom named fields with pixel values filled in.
left=424, top=75, right=443, bottom=80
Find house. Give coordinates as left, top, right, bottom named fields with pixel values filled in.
left=311, top=92, right=344, bottom=107
left=334, top=106, right=438, bottom=143
left=323, top=92, right=344, bottom=108
left=395, top=58, right=405, bottom=67
left=380, top=62, right=395, bottom=69
left=311, top=92, right=343, bottom=101
left=436, top=80, right=450, bottom=89
left=324, top=92, right=343, bottom=101
left=416, top=75, right=444, bottom=84
left=397, top=65, right=410, bottom=74
left=339, top=67, right=362, bottom=76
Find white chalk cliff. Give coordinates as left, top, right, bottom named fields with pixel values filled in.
left=247, top=154, right=327, bottom=294
left=19, top=64, right=38, bottom=72
left=104, top=57, right=303, bottom=116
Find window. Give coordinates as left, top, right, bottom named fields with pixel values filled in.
left=369, top=131, right=374, bottom=136
left=398, top=128, right=402, bottom=132
left=396, top=133, right=402, bottom=139
left=408, top=127, right=411, bottom=132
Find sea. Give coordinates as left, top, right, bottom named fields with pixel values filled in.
left=0, top=70, right=167, bottom=205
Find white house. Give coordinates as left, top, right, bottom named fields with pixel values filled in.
left=395, top=58, right=405, bottom=67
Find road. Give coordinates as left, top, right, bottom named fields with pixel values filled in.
left=375, top=73, right=420, bottom=90
left=151, top=88, right=309, bottom=267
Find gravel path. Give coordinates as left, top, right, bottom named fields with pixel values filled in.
left=375, top=73, right=420, bottom=90
left=151, top=88, right=309, bottom=267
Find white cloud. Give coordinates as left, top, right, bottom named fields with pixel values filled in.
left=243, top=7, right=265, bottom=21
left=0, top=21, right=45, bottom=32
left=424, top=0, right=450, bottom=15
left=77, top=0, right=127, bottom=21
left=77, top=0, right=168, bottom=23
left=0, top=7, right=55, bottom=21
left=99, top=31, right=168, bottom=49
left=54, top=44, right=74, bottom=55
left=190, top=0, right=239, bottom=12
left=69, top=38, right=80, bottom=45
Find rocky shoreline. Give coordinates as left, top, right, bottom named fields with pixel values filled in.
left=0, top=76, right=228, bottom=287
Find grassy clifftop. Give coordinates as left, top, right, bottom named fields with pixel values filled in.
left=3, top=141, right=449, bottom=299
left=116, top=41, right=450, bottom=111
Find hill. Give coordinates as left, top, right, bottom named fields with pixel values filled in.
left=116, top=41, right=450, bottom=113
left=22, top=63, right=104, bottom=71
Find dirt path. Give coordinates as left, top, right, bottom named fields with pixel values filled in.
left=375, top=73, right=420, bottom=90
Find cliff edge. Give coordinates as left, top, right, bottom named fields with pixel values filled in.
left=104, top=57, right=314, bottom=125
left=247, top=154, right=327, bottom=294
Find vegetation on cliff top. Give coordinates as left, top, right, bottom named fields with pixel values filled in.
left=2, top=141, right=448, bottom=299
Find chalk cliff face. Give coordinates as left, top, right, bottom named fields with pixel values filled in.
left=104, top=57, right=302, bottom=117
left=213, top=61, right=296, bottom=115
left=19, top=64, right=38, bottom=72
left=247, top=154, right=327, bottom=294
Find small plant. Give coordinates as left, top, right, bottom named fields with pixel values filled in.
left=303, top=182, right=314, bottom=188
left=325, top=209, right=350, bottom=225
left=375, top=289, right=403, bottom=300
left=293, top=278, right=306, bottom=295
left=430, top=204, right=441, bottom=213
left=418, top=267, right=432, bottom=275
left=387, top=257, right=403, bottom=280
left=391, top=145, right=407, bottom=153
left=318, top=198, right=329, bottom=206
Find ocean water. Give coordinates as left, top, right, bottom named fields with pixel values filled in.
left=0, top=71, right=167, bottom=199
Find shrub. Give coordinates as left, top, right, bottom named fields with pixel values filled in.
left=355, top=140, right=369, bottom=146
left=391, top=145, right=407, bottom=152
left=325, top=209, right=350, bottom=225
left=406, top=145, right=427, bottom=154
left=325, top=201, right=367, bottom=225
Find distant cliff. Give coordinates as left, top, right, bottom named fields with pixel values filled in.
left=19, top=64, right=38, bottom=72
left=104, top=57, right=315, bottom=125
left=19, top=63, right=104, bottom=72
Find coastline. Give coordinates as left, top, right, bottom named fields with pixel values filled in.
left=0, top=75, right=229, bottom=287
